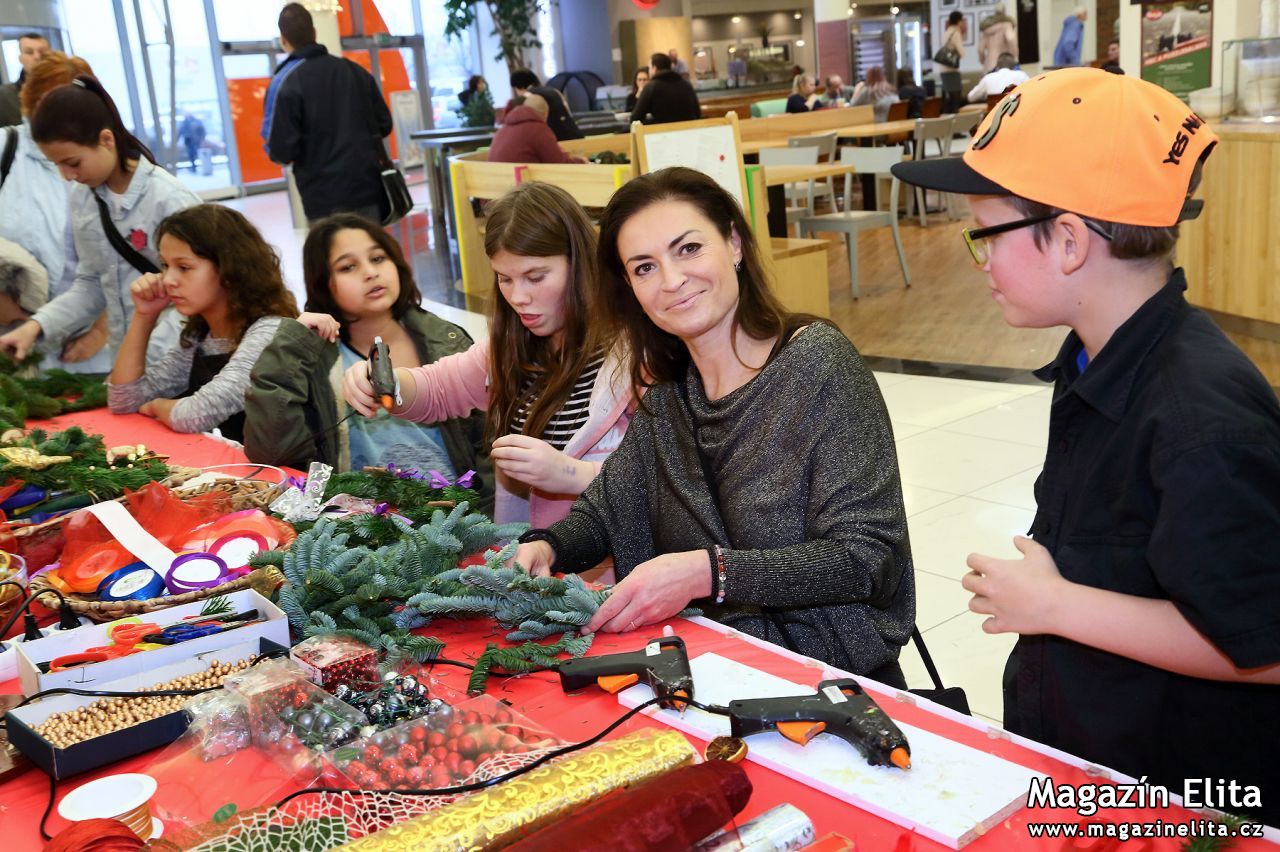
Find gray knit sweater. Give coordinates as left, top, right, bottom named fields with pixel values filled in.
left=548, top=323, right=915, bottom=673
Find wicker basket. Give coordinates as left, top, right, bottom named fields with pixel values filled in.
left=8, top=474, right=292, bottom=622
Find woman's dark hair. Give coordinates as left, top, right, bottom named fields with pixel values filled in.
left=467, top=75, right=486, bottom=93
left=895, top=67, right=914, bottom=88
left=597, top=167, right=799, bottom=397
left=948, top=10, right=964, bottom=25
left=31, top=76, right=154, bottom=174
left=483, top=182, right=604, bottom=447
left=301, top=214, right=420, bottom=341
left=155, top=204, right=298, bottom=347
left=631, top=67, right=649, bottom=95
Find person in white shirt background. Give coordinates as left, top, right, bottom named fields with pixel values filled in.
left=968, top=53, right=1030, bottom=103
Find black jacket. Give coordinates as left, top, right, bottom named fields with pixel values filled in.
left=529, top=86, right=582, bottom=141
left=630, top=71, right=701, bottom=125
left=244, top=308, right=494, bottom=515
left=263, top=44, right=392, bottom=220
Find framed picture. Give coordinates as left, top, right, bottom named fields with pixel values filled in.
left=939, top=0, right=960, bottom=9
left=962, top=12, right=977, bottom=44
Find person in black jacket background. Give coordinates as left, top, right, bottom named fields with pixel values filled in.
left=506, top=69, right=583, bottom=141
left=629, top=53, right=701, bottom=125
left=262, top=3, right=391, bottom=222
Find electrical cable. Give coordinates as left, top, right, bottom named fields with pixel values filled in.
left=276, top=696, right=737, bottom=809
left=40, top=772, right=56, bottom=841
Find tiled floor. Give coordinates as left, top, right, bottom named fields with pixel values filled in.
left=230, top=188, right=1051, bottom=728
left=881, top=372, right=1050, bottom=725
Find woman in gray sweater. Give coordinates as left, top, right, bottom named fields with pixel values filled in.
left=515, top=167, right=915, bottom=684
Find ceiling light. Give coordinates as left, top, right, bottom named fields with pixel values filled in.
left=847, top=7, right=854, bottom=15
left=795, top=39, right=805, bottom=46
left=731, top=15, right=741, bottom=23
left=794, top=12, right=802, bottom=19
left=890, top=5, right=900, bottom=13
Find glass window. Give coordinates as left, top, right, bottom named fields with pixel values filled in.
left=423, top=2, right=478, bottom=130
left=1, top=40, right=19, bottom=82
left=375, top=1, right=416, bottom=36
left=211, top=1, right=280, bottom=43
left=63, top=0, right=134, bottom=116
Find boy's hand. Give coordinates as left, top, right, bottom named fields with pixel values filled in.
left=963, top=536, right=1068, bottom=636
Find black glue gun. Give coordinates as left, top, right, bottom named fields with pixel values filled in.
left=728, top=678, right=911, bottom=769
left=558, top=636, right=693, bottom=710
left=368, top=335, right=399, bottom=411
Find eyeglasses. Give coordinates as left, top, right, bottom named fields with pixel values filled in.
left=961, top=212, right=1114, bottom=266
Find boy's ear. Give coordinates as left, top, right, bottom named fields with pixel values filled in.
left=1054, top=213, right=1093, bottom=276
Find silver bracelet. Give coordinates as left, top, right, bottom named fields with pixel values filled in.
left=712, top=544, right=727, bottom=604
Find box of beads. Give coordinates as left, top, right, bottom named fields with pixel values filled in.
left=4, top=638, right=285, bottom=779
left=289, top=635, right=378, bottom=695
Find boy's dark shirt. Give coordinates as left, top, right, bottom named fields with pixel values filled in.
left=1006, top=269, right=1280, bottom=823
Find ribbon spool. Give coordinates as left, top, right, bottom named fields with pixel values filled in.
left=164, top=552, right=230, bottom=595
left=96, top=563, right=168, bottom=603
left=208, top=532, right=269, bottom=576
left=57, top=773, right=163, bottom=841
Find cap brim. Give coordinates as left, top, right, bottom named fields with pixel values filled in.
left=890, top=156, right=1009, bottom=196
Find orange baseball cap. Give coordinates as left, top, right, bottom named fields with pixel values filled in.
left=891, top=67, right=1218, bottom=227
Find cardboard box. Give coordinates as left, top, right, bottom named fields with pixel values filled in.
left=5, top=638, right=286, bottom=779
left=15, top=589, right=288, bottom=696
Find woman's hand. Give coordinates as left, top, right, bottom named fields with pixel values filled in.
left=61, top=314, right=109, bottom=363
left=584, top=550, right=711, bottom=634
left=511, top=540, right=556, bottom=578
left=128, top=273, right=171, bottom=317
left=297, top=312, right=340, bottom=343
left=139, top=397, right=177, bottom=426
left=490, top=435, right=590, bottom=495
left=962, top=536, right=1069, bottom=635
left=0, top=319, right=42, bottom=361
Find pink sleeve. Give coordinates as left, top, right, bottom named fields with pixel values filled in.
left=397, top=339, right=492, bottom=422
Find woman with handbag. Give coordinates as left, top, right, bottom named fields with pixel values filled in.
left=512, top=167, right=915, bottom=684
left=935, top=11, right=968, bottom=113
left=0, top=75, right=197, bottom=367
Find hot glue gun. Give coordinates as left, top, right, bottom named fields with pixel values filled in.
left=368, top=336, right=401, bottom=411
left=558, top=636, right=693, bottom=710
left=728, top=678, right=911, bottom=769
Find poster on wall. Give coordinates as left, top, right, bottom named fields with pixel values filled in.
left=1139, top=0, right=1213, bottom=102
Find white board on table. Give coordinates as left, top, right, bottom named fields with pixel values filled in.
left=639, top=124, right=744, bottom=207
left=619, top=653, right=1044, bottom=849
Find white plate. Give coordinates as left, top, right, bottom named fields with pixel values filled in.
left=58, top=773, right=157, bottom=821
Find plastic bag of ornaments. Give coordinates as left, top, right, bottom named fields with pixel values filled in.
left=323, top=686, right=563, bottom=792
left=184, top=689, right=252, bottom=762
left=223, top=657, right=369, bottom=773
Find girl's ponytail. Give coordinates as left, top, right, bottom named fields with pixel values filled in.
left=31, top=75, right=155, bottom=174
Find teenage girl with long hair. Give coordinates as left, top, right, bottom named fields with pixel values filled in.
left=341, top=182, right=633, bottom=527
left=107, top=205, right=299, bottom=440
left=0, top=75, right=198, bottom=366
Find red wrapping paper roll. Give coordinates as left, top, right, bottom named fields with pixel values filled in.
left=43, top=818, right=145, bottom=852
left=506, top=760, right=753, bottom=852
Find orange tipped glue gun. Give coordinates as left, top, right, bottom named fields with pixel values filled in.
left=728, top=678, right=912, bottom=770
left=368, top=336, right=401, bottom=411
left=558, top=636, right=694, bottom=711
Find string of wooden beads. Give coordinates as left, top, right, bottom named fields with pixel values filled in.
left=35, top=658, right=253, bottom=749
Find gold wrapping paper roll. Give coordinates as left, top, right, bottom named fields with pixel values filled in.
left=338, top=729, right=695, bottom=851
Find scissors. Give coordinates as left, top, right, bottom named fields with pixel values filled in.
left=141, top=618, right=264, bottom=646
left=47, top=644, right=144, bottom=672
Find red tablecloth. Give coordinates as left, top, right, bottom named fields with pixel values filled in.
left=1, top=415, right=1275, bottom=850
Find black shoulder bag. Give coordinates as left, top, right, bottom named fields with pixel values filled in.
left=0, top=128, right=18, bottom=190
left=93, top=192, right=160, bottom=275
left=679, top=371, right=971, bottom=715
left=344, top=60, right=413, bottom=226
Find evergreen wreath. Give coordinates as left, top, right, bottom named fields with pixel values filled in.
left=0, top=427, right=171, bottom=500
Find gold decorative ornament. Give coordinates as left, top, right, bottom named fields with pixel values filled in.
left=0, top=446, right=73, bottom=469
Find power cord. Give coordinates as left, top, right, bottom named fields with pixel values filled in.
left=276, top=696, right=734, bottom=808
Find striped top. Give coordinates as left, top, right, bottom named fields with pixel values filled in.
left=510, top=354, right=604, bottom=450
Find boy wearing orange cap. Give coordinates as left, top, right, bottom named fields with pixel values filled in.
left=894, top=68, right=1280, bottom=823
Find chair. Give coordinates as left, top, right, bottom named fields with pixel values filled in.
left=885, top=100, right=911, bottom=145
left=759, top=146, right=820, bottom=236
left=750, top=98, right=790, bottom=118
left=920, top=96, right=944, bottom=118
left=788, top=132, right=838, bottom=210
left=951, top=109, right=984, bottom=137
left=797, top=146, right=910, bottom=299
left=907, top=116, right=957, bottom=227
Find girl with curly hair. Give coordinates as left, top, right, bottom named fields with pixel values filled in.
left=107, top=204, right=300, bottom=441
